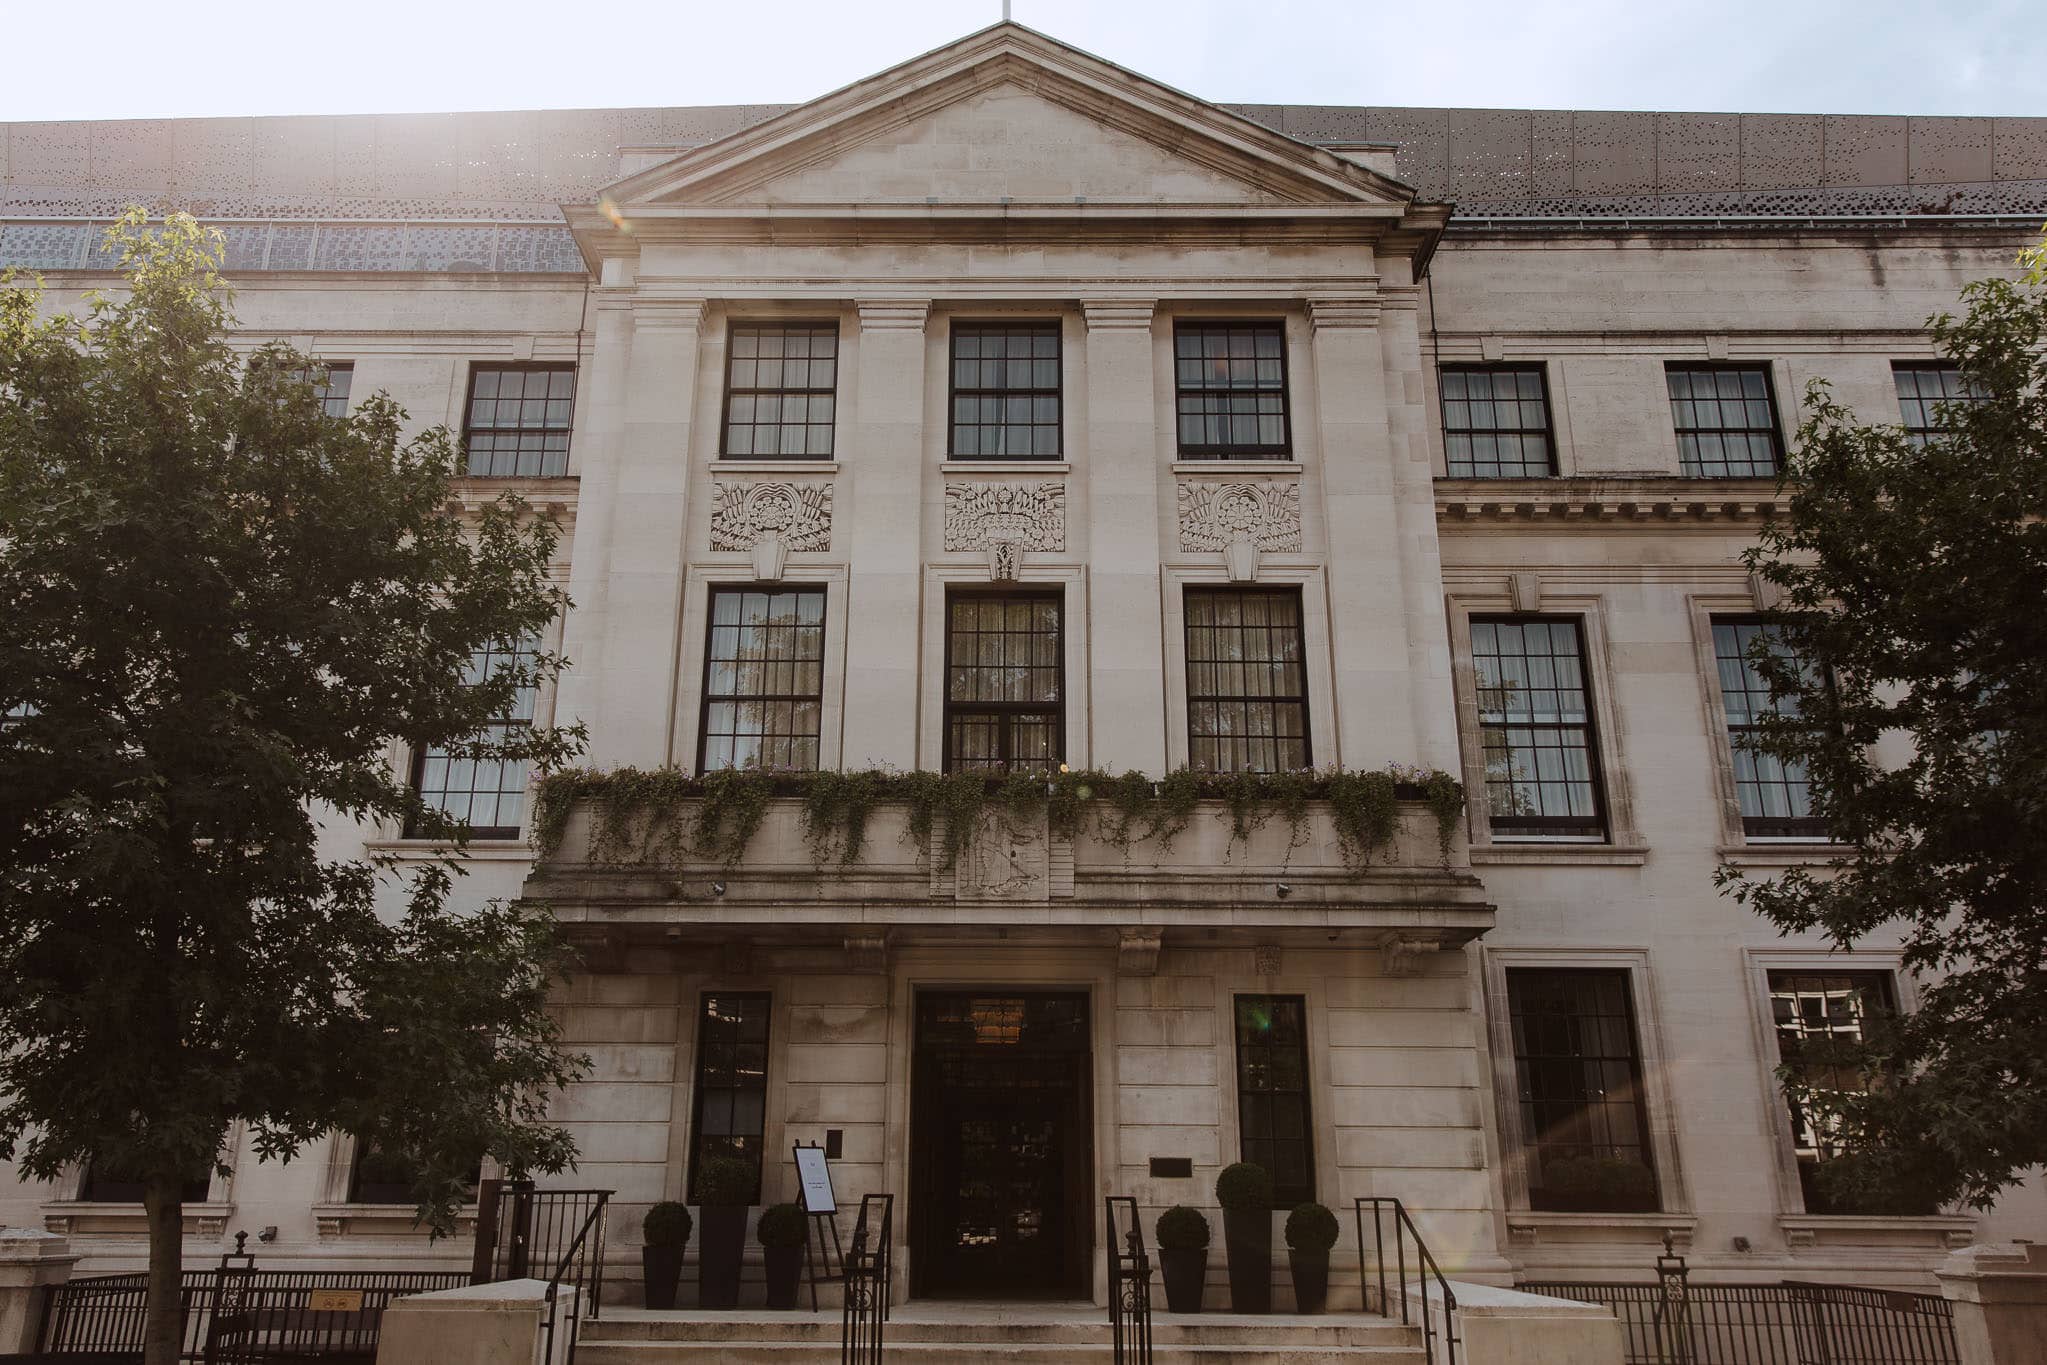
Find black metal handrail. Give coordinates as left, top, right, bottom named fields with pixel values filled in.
left=1105, top=1197, right=1154, bottom=1365
left=537, top=1191, right=611, bottom=1365
left=1355, top=1197, right=1460, bottom=1365
left=1519, top=1278, right=1961, bottom=1365
left=840, top=1193, right=892, bottom=1365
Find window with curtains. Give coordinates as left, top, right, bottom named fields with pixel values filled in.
left=1234, top=995, right=1314, bottom=1206
left=1471, top=617, right=1606, bottom=838
left=1184, top=587, right=1310, bottom=773
left=722, top=323, right=838, bottom=458
left=699, top=587, right=826, bottom=773
left=1712, top=618, right=1827, bottom=839
left=1666, top=364, right=1783, bottom=477
left=1174, top=321, right=1291, bottom=458
left=1440, top=365, right=1555, bottom=477
left=406, top=636, right=540, bottom=840
left=689, top=992, right=772, bottom=1205
left=1766, top=971, right=1924, bottom=1214
left=1892, top=362, right=1988, bottom=447
left=944, top=590, right=1063, bottom=772
left=948, top=322, right=1062, bottom=458
left=1505, top=968, right=1659, bottom=1213
left=463, top=364, right=576, bottom=477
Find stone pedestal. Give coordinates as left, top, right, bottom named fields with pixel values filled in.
left=1938, top=1242, right=2047, bottom=1365
left=377, top=1278, right=578, bottom=1365
left=0, top=1227, right=78, bottom=1353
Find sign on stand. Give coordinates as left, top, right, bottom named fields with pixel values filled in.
left=793, top=1143, right=844, bottom=1312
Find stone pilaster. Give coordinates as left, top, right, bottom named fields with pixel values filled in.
left=552, top=292, right=632, bottom=759
left=1082, top=299, right=1167, bottom=774
left=583, top=295, right=705, bottom=767
left=842, top=299, right=931, bottom=769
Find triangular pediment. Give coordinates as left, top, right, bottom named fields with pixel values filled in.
left=596, top=25, right=1417, bottom=213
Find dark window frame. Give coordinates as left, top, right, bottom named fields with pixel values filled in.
left=405, top=635, right=541, bottom=841
left=1183, top=586, right=1312, bottom=774
left=1471, top=615, right=1609, bottom=840
left=1505, top=967, right=1660, bottom=1214
left=1767, top=969, right=1909, bottom=1215
left=1666, top=362, right=1785, bottom=478
left=78, top=1159, right=213, bottom=1205
left=1233, top=994, right=1316, bottom=1207
left=462, top=362, right=578, bottom=478
left=947, top=320, right=1064, bottom=460
left=1173, top=320, right=1293, bottom=460
left=719, top=320, right=840, bottom=459
left=696, top=584, right=829, bottom=775
left=1892, top=361, right=1988, bottom=446
left=942, top=586, right=1066, bottom=773
left=1439, top=363, right=1558, bottom=478
left=687, top=991, right=773, bottom=1205
left=1711, top=615, right=1829, bottom=840
left=346, top=1136, right=483, bottom=1206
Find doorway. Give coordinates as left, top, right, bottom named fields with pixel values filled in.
left=910, top=991, right=1093, bottom=1298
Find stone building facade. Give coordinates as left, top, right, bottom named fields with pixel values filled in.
left=3, top=22, right=2043, bottom=1305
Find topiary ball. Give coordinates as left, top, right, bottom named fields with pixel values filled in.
left=1215, top=1162, right=1274, bottom=1211
left=755, top=1202, right=809, bottom=1249
left=695, top=1155, right=758, bottom=1208
left=1155, top=1205, right=1211, bottom=1251
left=643, top=1200, right=693, bottom=1247
left=1284, top=1202, right=1339, bottom=1252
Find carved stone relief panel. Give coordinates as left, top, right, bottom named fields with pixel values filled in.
left=1177, top=478, right=1301, bottom=581
left=943, top=481, right=1067, bottom=562
left=708, top=480, right=833, bottom=580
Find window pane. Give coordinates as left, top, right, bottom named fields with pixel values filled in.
left=1473, top=617, right=1605, bottom=837
left=700, top=588, right=827, bottom=773
left=1185, top=589, right=1309, bottom=773
left=944, top=591, right=1063, bottom=772
left=1667, top=365, right=1781, bottom=477
left=1507, top=969, right=1658, bottom=1213
left=689, top=992, right=772, bottom=1203
left=1235, top=996, right=1314, bottom=1206
left=408, top=638, right=540, bottom=839
left=1176, top=323, right=1290, bottom=459
left=1712, top=618, right=1826, bottom=838
left=1440, top=366, right=1553, bottom=477
left=463, top=366, right=576, bottom=477
left=722, top=324, right=839, bottom=459
left=948, top=323, right=1061, bottom=459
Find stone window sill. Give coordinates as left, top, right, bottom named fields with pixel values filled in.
left=1170, top=459, right=1301, bottom=475
left=313, top=1203, right=478, bottom=1238
left=1717, top=842, right=1847, bottom=869
left=1506, top=1211, right=1698, bottom=1248
left=361, top=839, right=534, bottom=862
left=941, top=460, right=1071, bottom=475
left=1471, top=841, right=1649, bottom=867
left=709, top=459, right=839, bottom=474
left=1780, top=1213, right=1975, bottom=1250
left=44, top=1201, right=235, bottom=1237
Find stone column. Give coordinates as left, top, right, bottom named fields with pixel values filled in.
left=1938, top=1242, right=2047, bottom=1365
left=1307, top=295, right=1420, bottom=770
left=1081, top=300, right=1167, bottom=774
left=840, top=300, right=931, bottom=769
left=579, top=296, right=706, bottom=768
left=552, top=290, right=632, bottom=754
left=0, top=1228, right=77, bottom=1353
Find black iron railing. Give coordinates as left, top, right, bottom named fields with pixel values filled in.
left=1521, top=1276, right=1961, bottom=1365
left=537, top=1192, right=611, bottom=1365
left=1104, top=1197, right=1154, bottom=1365
left=471, top=1179, right=612, bottom=1292
left=840, top=1194, right=892, bottom=1365
left=38, top=1242, right=468, bottom=1362
left=1356, top=1197, right=1460, bottom=1365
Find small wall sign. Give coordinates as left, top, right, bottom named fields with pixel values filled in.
left=308, top=1289, right=364, bottom=1313
left=795, top=1144, right=837, bottom=1215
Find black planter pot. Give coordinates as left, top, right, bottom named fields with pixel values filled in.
left=1288, top=1248, right=1329, bottom=1314
left=640, top=1244, right=685, bottom=1311
left=763, top=1244, right=804, bottom=1309
left=1221, top=1207, right=1271, bottom=1314
left=697, top=1205, right=749, bottom=1309
left=1159, top=1247, right=1208, bottom=1314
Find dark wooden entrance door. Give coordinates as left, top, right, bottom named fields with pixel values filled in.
left=911, top=992, right=1092, bottom=1298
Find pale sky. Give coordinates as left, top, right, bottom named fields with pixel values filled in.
left=3, top=0, right=2041, bottom=123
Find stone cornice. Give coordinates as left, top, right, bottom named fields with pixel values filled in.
left=856, top=298, right=933, bottom=330
left=629, top=296, right=707, bottom=329
left=1435, top=476, right=1786, bottom=525
left=1307, top=296, right=1382, bottom=330
left=1081, top=299, right=1158, bottom=330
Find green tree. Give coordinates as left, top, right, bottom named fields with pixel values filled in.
left=0, top=214, right=588, bottom=1365
left=1720, top=238, right=2047, bottom=1215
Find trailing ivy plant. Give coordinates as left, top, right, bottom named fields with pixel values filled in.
left=531, top=763, right=1465, bottom=874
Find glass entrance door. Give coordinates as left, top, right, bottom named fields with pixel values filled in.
left=911, top=992, right=1092, bottom=1298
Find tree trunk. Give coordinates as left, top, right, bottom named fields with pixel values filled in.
left=143, top=1174, right=185, bottom=1365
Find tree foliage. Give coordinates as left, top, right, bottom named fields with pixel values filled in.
left=1720, top=246, right=2047, bottom=1213
left=0, top=214, right=588, bottom=1363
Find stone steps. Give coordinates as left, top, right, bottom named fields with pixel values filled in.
left=576, top=1307, right=1426, bottom=1365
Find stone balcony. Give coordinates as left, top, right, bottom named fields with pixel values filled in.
left=521, top=789, right=1495, bottom=972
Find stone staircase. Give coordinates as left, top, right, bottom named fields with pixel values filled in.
left=575, top=1303, right=1429, bottom=1364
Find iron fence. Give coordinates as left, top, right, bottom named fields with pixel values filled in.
left=37, top=1245, right=468, bottom=1362
left=1522, top=1262, right=1959, bottom=1365
left=1356, top=1197, right=1460, bottom=1365
left=839, top=1194, right=892, bottom=1365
